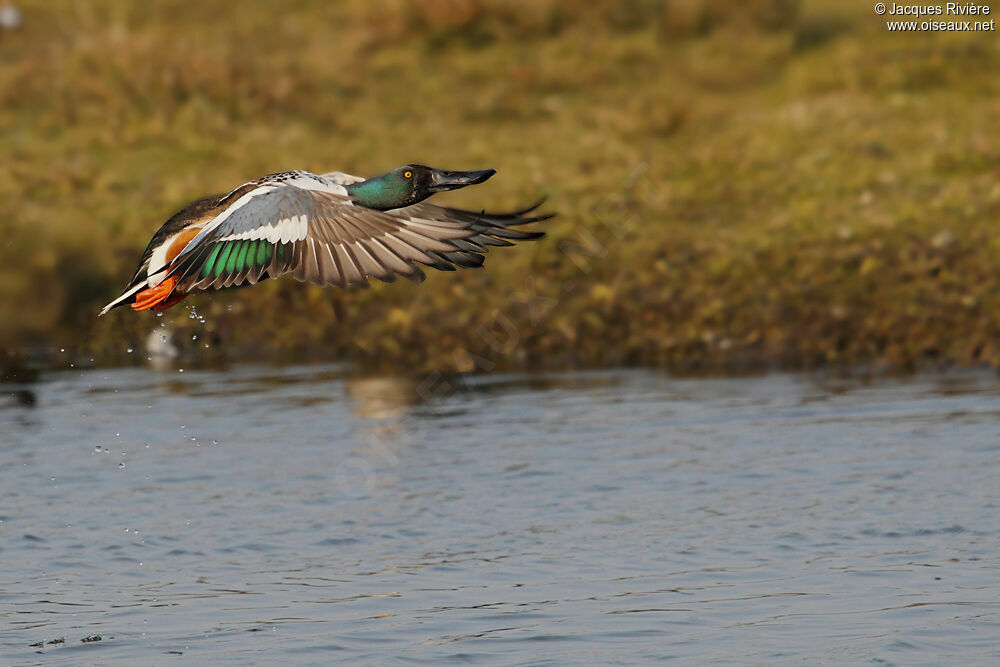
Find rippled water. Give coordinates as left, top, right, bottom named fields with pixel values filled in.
left=2, top=364, right=1000, bottom=664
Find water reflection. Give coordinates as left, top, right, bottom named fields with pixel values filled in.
left=1, top=365, right=999, bottom=663
left=1, top=360, right=40, bottom=431
left=145, top=327, right=179, bottom=370
left=344, top=376, right=421, bottom=420
left=4, top=388, right=36, bottom=408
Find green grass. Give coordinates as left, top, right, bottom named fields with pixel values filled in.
left=1, top=0, right=999, bottom=373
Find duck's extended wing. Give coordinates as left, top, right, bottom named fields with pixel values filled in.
left=395, top=199, right=551, bottom=268
left=166, top=177, right=550, bottom=292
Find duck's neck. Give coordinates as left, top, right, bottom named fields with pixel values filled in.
left=346, top=176, right=411, bottom=211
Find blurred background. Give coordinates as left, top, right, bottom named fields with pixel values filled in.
left=4, top=4, right=1000, bottom=662
left=1, top=0, right=998, bottom=374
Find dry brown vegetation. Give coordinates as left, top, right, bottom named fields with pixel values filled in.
left=1, top=0, right=998, bottom=373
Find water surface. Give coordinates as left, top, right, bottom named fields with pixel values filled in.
left=2, top=365, right=1000, bottom=664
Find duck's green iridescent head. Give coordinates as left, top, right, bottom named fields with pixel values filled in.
left=347, top=164, right=496, bottom=211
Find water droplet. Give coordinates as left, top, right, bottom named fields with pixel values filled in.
left=160, top=335, right=167, bottom=343
left=115, top=432, right=120, bottom=437
left=191, top=335, right=198, bottom=341
left=59, top=348, right=65, bottom=353
left=212, top=440, right=218, bottom=445
left=94, top=445, right=101, bottom=453
left=178, top=368, right=184, bottom=373
left=126, top=347, right=133, bottom=354
left=118, top=462, right=126, bottom=469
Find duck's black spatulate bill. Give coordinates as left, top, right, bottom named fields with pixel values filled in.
left=428, top=168, right=496, bottom=193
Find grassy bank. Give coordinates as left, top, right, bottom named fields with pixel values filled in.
left=1, top=0, right=999, bottom=374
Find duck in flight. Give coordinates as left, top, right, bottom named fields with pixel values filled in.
left=100, top=165, right=551, bottom=315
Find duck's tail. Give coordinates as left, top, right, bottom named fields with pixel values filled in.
left=99, top=282, right=146, bottom=316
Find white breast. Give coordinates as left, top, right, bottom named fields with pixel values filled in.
left=146, top=236, right=175, bottom=287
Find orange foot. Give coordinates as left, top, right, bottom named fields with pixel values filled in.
left=132, top=276, right=185, bottom=311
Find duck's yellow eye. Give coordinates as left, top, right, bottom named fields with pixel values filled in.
left=403, top=170, right=413, bottom=179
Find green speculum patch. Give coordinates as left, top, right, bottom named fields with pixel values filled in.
left=235, top=241, right=250, bottom=271
left=213, top=243, right=234, bottom=277
left=224, top=241, right=243, bottom=273
left=202, top=244, right=223, bottom=277
left=256, top=242, right=271, bottom=265
left=203, top=240, right=277, bottom=278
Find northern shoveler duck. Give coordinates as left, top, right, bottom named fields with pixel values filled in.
left=100, top=165, right=551, bottom=315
